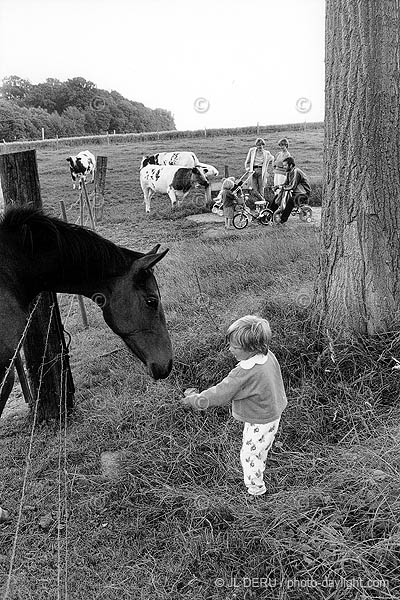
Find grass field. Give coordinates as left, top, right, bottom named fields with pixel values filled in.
left=1, top=127, right=400, bottom=600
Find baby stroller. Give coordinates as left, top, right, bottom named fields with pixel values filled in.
left=211, top=171, right=254, bottom=216
left=211, top=171, right=253, bottom=216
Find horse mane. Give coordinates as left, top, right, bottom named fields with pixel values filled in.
left=0, top=206, right=142, bottom=279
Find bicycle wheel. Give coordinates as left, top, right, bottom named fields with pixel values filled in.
left=259, top=209, right=273, bottom=225
left=233, top=212, right=250, bottom=229
left=299, top=206, right=313, bottom=223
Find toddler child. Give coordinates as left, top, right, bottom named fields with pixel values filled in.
left=220, top=178, right=237, bottom=229
left=182, top=315, right=287, bottom=496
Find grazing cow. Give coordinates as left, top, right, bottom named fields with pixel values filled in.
left=140, top=151, right=199, bottom=170
left=140, top=165, right=210, bottom=213
left=140, top=153, right=218, bottom=183
left=66, top=150, right=96, bottom=189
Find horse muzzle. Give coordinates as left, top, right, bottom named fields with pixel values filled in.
left=148, top=359, right=173, bottom=380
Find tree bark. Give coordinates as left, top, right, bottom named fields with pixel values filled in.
left=315, top=0, right=400, bottom=337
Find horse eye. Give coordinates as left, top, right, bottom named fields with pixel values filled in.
left=146, top=296, right=159, bottom=309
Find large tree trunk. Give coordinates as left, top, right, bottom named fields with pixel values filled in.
left=315, top=0, right=400, bottom=337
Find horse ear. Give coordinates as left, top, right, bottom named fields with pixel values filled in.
left=133, top=248, right=169, bottom=273
left=147, top=244, right=161, bottom=254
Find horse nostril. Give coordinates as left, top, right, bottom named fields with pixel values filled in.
left=149, top=360, right=173, bottom=380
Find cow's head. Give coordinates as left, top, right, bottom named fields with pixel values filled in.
left=191, top=167, right=210, bottom=189
left=198, top=164, right=219, bottom=178
left=66, top=156, right=77, bottom=169
left=66, top=156, right=78, bottom=181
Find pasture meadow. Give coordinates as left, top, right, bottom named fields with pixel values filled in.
left=1, top=128, right=400, bottom=599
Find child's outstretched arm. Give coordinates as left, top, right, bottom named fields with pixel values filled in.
left=182, top=368, right=242, bottom=411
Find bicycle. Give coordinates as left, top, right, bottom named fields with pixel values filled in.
left=272, top=187, right=313, bottom=224
left=232, top=196, right=273, bottom=229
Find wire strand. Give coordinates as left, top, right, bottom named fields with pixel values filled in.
left=3, top=302, right=55, bottom=600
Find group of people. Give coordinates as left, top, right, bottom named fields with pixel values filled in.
left=219, top=137, right=311, bottom=229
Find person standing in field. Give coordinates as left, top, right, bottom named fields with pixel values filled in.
left=244, top=138, right=274, bottom=201
left=273, top=138, right=291, bottom=187
left=182, top=315, right=287, bottom=497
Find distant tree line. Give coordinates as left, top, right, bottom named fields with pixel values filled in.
left=0, top=76, right=176, bottom=141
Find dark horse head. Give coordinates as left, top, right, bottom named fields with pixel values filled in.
left=0, top=207, right=173, bottom=416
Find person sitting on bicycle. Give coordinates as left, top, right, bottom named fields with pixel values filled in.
left=271, top=157, right=311, bottom=223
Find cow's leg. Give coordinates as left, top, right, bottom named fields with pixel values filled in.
left=143, top=188, right=154, bottom=213
left=167, top=187, right=178, bottom=209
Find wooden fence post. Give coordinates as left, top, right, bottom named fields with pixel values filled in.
left=224, top=165, right=230, bottom=178
left=94, top=156, right=107, bottom=222
left=0, top=150, right=74, bottom=421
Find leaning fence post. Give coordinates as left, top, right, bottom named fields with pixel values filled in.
left=60, top=199, right=89, bottom=329
left=0, top=149, right=74, bottom=421
left=14, top=352, right=33, bottom=406
left=80, top=180, right=96, bottom=229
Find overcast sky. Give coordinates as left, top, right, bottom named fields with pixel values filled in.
left=0, top=0, right=325, bottom=130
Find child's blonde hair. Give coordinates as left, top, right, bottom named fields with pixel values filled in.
left=227, top=315, right=271, bottom=354
left=221, top=178, right=235, bottom=190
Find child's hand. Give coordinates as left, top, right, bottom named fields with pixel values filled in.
left=184, top=388, right=199, bottom=396
left=181, top=392, right=209, bottom=411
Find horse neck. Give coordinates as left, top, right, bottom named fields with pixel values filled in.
left=13, top=245, right=136, bottom=302
left=40, top=247, right=136, bottom=298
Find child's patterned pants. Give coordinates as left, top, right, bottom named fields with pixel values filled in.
left=240, top=418, right=281, bottom=496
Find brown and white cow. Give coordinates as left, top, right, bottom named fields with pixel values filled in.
left=66, top=150, right=96, bottom=189
left=140, top=165, right=210, bottom=213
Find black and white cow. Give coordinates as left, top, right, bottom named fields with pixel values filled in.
left=66, top=150, right=96, bottom=189
left=140, top=152, right=219, bottom=178
left=140, top=165, right=210, bottom=213
left=140, top=151, right=199, bottom=169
